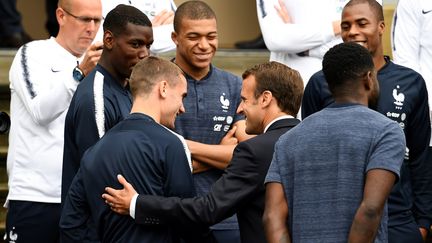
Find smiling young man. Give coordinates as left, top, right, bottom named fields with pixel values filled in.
left=61, top=57, right=196, bottom=242
left=60, top=4, right=153, bottom=242
left=5, top=0, right=102, bottom=242
left=159, top=1, right=250, bottom=242
left=301, top=0, right=432, bottom=242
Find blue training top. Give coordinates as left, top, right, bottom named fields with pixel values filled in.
left=61, top=113, right=195, bottom=242
left=267, top=104, right=405, bottom=243
left=175, top=64, right=244, bottom=230
left=302, top=57, right=432, bottom=229
left=62, top=64, right=132, bottom=203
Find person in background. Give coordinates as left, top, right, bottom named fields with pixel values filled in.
left=257, top=0, right=355, bottom=83
left=264, top=42, right=405, bottom=243
left=302, top=0, right=432, bottom=242
left=97, top=0, right=176, bottom=53
left=5, top=0, right=102, bottom=242
left=392, top=4, right=432, bottom=238
left=0, top=0, right=32, bottom=48
left=46, top=0, right=60, bottom=37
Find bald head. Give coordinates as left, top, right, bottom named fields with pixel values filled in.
left=56, top=0, right=102, bottom=56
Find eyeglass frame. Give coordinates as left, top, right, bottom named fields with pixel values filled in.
left=61, top=7, right=103, bottom=25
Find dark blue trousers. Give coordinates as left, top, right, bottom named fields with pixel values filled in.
left=5, top=200, right=60, bottom=243
left=212, top=229, right=241, bottom=243
left=389, top=221, right=424, bottom=243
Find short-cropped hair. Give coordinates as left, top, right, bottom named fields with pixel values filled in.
left=129, top=57, right=184, bottom=97
left=104, top=4, right=152, bottom=36
left=174, top=1, right=216, bottom=33
left=242, top=61, right=304, bottom=116
left=323, top=42, right=374, bottom=96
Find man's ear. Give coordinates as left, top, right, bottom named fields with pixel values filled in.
left=261, top=90, right=273, bottom=108
left=104, top=31, right=114, bottom=50
left=378, top=20, right=385, bottom=37
left=171, top=31, right=179, bottom=46
left=159, top=81, right=168, bottom=98
left=364, top=71, right=374, bottom=91
left=56, top=8, right=66, bottom=26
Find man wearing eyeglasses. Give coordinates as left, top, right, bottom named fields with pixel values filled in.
left=5, top=0, right=102, bottom=242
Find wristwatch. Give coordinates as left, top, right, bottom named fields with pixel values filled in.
left=73, top=65, right=85, bottom=82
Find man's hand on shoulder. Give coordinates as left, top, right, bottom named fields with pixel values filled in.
left=102, top=174, right=137, bottom=215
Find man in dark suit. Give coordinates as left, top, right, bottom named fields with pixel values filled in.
left=102, top=61, right=304, bottom=243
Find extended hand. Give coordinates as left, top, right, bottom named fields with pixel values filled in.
left=102, top=174, right=137, bottom=215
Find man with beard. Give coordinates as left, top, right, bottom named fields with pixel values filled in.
left=265, top=42, right=405, bottom=243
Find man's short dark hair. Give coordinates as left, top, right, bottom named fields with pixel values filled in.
left=242, top=61, right=304, bottom=116
left=323, top=42, right=374, bottom=96
left=103, top=4, right=152, bottom=36
left=345, top=0, right=384, bottom=21
left=173, top=1, right=216, bottom=33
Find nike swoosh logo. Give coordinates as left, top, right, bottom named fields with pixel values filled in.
left=422, top=9, right=432, bottom=14
left=51, top=68, right=60, bottom=73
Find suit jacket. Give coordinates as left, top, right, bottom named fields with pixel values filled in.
left=135, top=118, right=300, bottom=243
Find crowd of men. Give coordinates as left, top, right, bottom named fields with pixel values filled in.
left=4, top=0, right=432, bottom=242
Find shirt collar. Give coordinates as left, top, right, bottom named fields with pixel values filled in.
left=264, top=115, right=294, bottom=133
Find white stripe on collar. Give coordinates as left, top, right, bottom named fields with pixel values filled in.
left=264, top=115, right=295, bottom=133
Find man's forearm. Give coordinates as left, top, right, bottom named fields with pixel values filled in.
left=187, top=141, right=235, bottom=170
left=348, top=203, right=382, bottom=243
left=263, top=183, right=291, bottom=243
left=263, top=218, right=291, bottom=243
